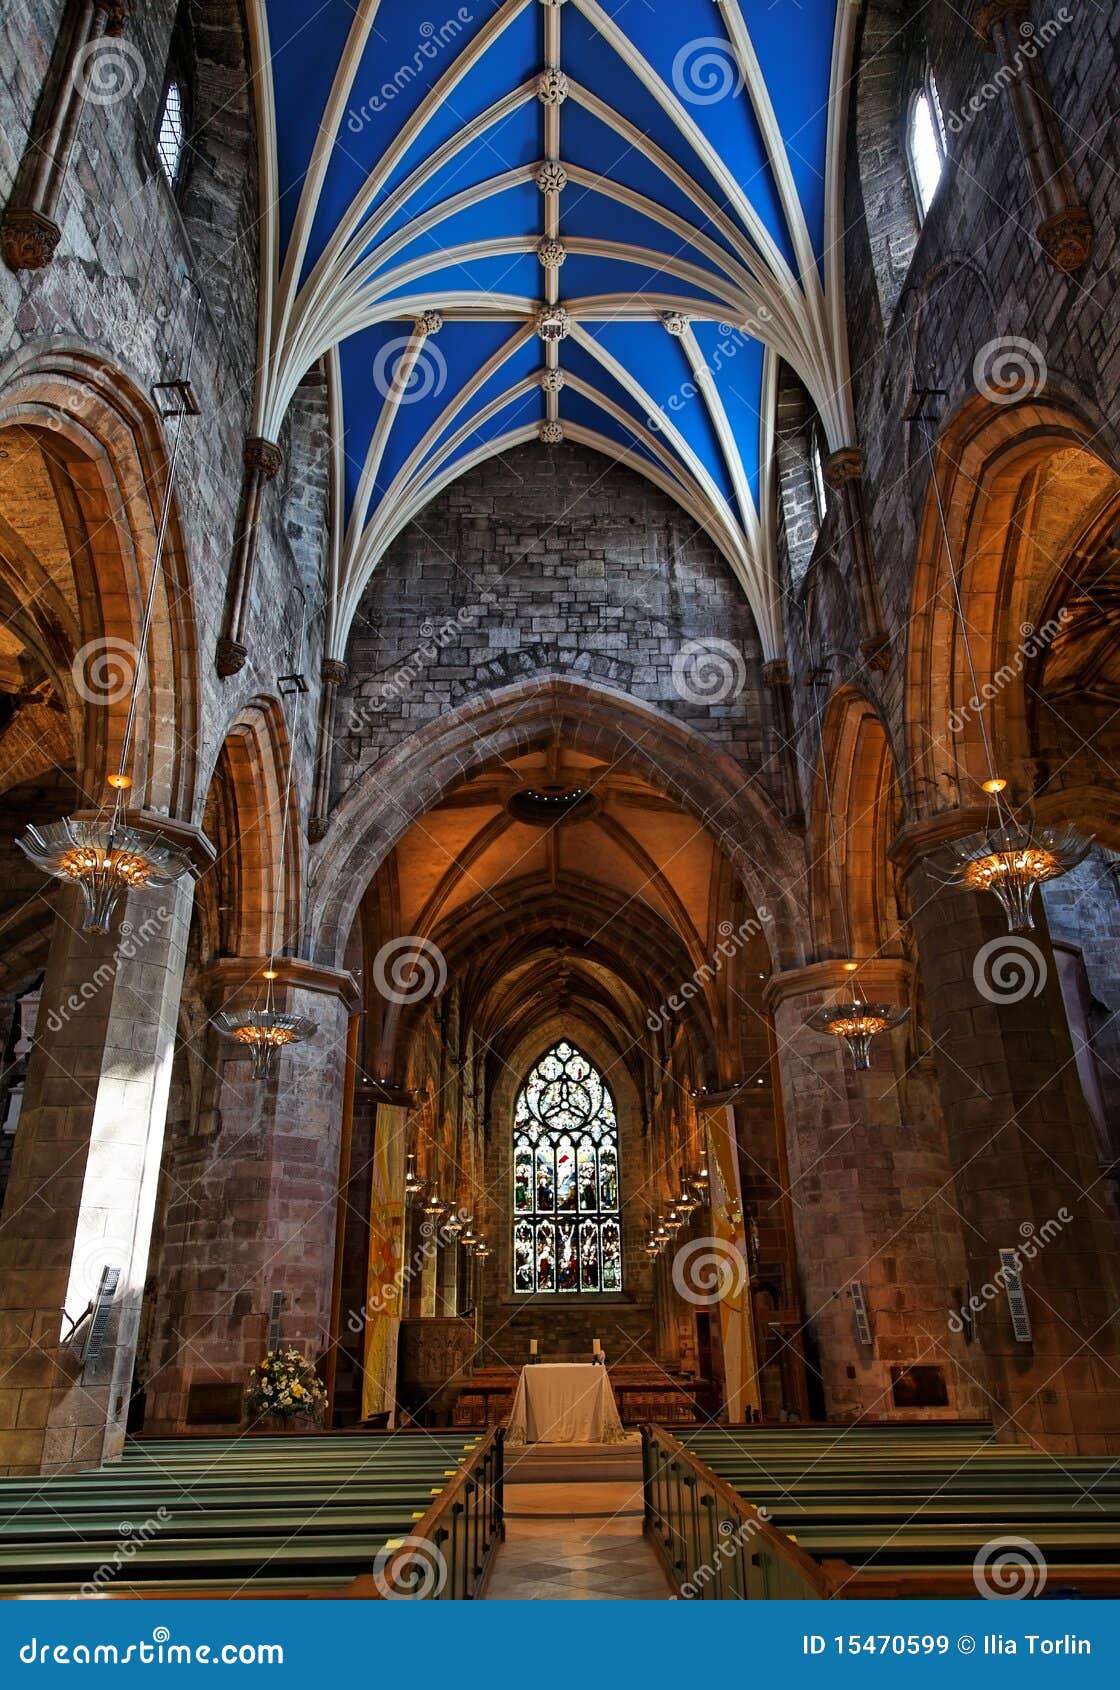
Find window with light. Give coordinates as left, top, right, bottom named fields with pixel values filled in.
left=512, top=1041, right=622, bottom=1295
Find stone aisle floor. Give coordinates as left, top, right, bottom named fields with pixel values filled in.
left=483, top=1498, right=672, bottom=1600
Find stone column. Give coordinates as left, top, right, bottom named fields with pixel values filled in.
left=144, top=958, right=358, bottom=1433
left=2, top=1, right=130, bottom=272
left=766, top=960, right=981, bottom=1424
left=216, top=437, right=284, bottom=677
left=761, top=660, right=803, bottom=824
left=974, top=2, right=1093, bottom=273
left=308, top=661, right=348, bottom=842
left=0, top=862, right=203, bottom=1473
left=697, top=1099, right=761, bottom=1421
left=897, top=815, right=1120, bottom=1452
left=823, top=449, right=889, bottom=671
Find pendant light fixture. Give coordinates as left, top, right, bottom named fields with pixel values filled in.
left=803, top=656, right=909, bottom=1070
left=18, top=292, right=204, bottom=931
left=212, top=612, right=317, bottom=1078
left=910, top=371, right=1091, bottom=931
left=403, top=1153, right=425, bottom=1199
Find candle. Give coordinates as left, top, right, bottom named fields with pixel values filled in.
left=529, top=1338, right=538, bottom=1356
left=592, top=1338, right=601, bottom=1356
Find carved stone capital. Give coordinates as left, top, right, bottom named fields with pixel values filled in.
left=243, top=436, right=283, bottom=481
left=823, top=446, right=864, bottom=489
left=859, top=631, right=892, bottom=673
left=973, top=0, right=1029, bottom=47
left=762, top=659, right=790, bottom=690
left=307, top=814, right=329, bottom=844
left=1, top=206, right=62, bottom=271
left=1038, top=205, right=1094, bottom=274
left=216, top=636, right=248, bottom=678
left=96, top=1, right=130, bottom=33
left=321, top=659, right=349, bottom=688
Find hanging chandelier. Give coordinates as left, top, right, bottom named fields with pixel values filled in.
left=806, top=997, right=910, bottom=1072
left=442, top=1209, right=465, bottom=1242
left=403, top=1153, right=425, bottom=1199
left=473, top=1238, right=491, bottom=1260
left=690, top=1158, right=710, bottom=1200
left=911, top=396, right=1091, bottom=929
left=423, top=1191, right=448, bottom=1223
left=210, top=1001, right=317, bottom=1081
left=675, top=1185, right=697, bottom=1217
left=944, top=799, right=1091, bottom=932
left=802, top=655, right=908, bottom=1070
left=18, top=300, right=204, bottom=934
left=19, top=810, right=194, bottom=935
left=212, top=612, right=317, bottom=1077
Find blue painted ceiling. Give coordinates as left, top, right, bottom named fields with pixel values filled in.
left=255, top=0, right=849, bottom=656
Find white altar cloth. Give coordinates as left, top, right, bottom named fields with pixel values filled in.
left=506, top=1362, right=627, bottom=1444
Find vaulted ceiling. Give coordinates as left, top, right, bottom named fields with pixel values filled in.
left=249, top=0, right=856, bottom=661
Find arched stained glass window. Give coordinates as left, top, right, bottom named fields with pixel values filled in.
left=512, top=1041, right=622, bottom=1295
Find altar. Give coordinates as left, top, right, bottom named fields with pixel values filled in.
left=506, top=1362, right=628, bottom=1445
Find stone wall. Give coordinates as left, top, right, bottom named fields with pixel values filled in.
left=337, top=442, right=777, bottom=805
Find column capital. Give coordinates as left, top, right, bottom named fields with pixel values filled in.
left=321, top=659, right=349, bottom=688
left=823, top=445, right=864, bottom=489
left=887, top=805, right=993, bottom=882
left=761, top=658, right=790, bottom=689
left=201, top=955, right=361, bottom=1013
left=215, top=636, right=249, bottom=677
left=763, top=956, right=912, bottom=1014
left=973, top=0, right=1029, bottom=47
left=243, top=436, right=283, bottom=481
left=1038, top=205, right=1094, bottom=273
left=1, top=206, right=62, bottom=272
left=95, top=1, right=130, bottom=34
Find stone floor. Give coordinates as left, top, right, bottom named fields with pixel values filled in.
left=483, top=1491, right=671, bottom=1600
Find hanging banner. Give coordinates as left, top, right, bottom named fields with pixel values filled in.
left=702, top=1103, right=760, bottom=1422
left=361, top=1103, right=407, bottom=1422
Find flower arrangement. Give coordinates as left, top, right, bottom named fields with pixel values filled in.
left=246, top=1347, right=328, bottom=1425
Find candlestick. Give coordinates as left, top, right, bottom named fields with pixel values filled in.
left=529, top=1338, right=538, bottom=1356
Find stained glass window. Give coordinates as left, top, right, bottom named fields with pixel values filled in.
left=512, top=1041, right=622, bottom=1295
